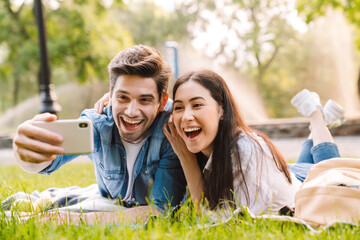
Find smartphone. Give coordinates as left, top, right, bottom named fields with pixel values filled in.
left=33, top=119, right=94, bottom=155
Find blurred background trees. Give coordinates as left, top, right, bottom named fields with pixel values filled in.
left=181, top=0, right=306, bottom=117
left=0, top=0, right=359, bottom=130
left=0, top=0, right=131, bottom=111
left=297, top=0, right=360, bottom=50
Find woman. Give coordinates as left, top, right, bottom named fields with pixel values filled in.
left=162, top=70, right=343, bottom=215
left=94, top=70, right=344, bottom=215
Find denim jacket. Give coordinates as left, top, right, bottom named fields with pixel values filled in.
left=39, top=100, right=186, bottom=212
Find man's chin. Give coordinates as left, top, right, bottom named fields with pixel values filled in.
left=119, top=131, right=146, bottom=144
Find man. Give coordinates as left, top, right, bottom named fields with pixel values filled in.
left=13, top=45, right=186, bottom=224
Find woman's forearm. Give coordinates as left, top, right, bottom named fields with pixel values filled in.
left=177, top=152, right=205, bottom=203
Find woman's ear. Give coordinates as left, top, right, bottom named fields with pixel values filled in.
left=219, top=106, right=224, bottom=120
left=159, top=93, right=169, bottom=112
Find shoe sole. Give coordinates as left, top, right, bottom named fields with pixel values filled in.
left=324, top=100, right=345, bottom=117
left=290, top=89, right=310, bottom=107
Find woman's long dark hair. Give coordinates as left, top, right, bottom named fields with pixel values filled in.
left=173, top=70, right=291, bottom=209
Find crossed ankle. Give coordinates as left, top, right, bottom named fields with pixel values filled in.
left=291, top=89, right=345, bottom=128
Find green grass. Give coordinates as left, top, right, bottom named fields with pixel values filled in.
left=0, top=163, right=96, bottom=201
left=0, top=163, right=359, bottom=239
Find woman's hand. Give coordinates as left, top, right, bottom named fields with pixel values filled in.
left=163, top=115, right=205, bottom=203
left=94, top=92, right=111, bottom=114
left=163, top=115, right=194, bottom=161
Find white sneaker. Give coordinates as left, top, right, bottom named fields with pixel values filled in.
left=323, top=99, right=345, bottom=128
left=291, top=89, right=322, bottom=117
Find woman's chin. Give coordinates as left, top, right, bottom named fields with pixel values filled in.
left=187, top=145, right=205, bottom=155
left=186, top=145, right=201, bottom=154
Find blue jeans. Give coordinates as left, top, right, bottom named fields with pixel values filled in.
left=288, top=139, right=340, bottom=182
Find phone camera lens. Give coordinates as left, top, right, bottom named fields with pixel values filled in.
left=79, top=123, right=88, bottom=128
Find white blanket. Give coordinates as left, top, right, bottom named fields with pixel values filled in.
left=1, top=185, right=356, bottom=232
left=1, top=184, right=125, bottom=213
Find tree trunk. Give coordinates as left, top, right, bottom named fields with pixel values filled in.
left=358, top=67, right=360, bottom=99
left=13, top=74, right=20, bottom=106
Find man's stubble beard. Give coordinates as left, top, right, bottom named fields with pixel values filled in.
left=116, top=113, right=152, bottom=144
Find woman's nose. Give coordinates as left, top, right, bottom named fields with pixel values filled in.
left=182, top=107, right=194, bottom=121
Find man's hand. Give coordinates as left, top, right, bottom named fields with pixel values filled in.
left=94, top=92, right=110, bottom=114
left=13, top=113, right=65, bottom=163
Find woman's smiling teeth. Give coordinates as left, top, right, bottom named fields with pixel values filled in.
left=184, top=127, right=202, bottom=139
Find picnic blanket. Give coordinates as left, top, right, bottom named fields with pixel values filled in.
left=1, top=184, right=125, bottom=213
left=1, top=184, right=357, bottom=233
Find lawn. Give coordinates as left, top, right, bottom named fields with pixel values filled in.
left=0, top=162, right=358, bottom=239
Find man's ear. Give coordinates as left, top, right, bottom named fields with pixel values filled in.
left=158, top=93, right=169, bottom=112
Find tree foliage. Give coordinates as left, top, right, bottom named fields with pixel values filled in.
left=0, top=0, right=132, bottom=113
left=112, top=0, right=195, bottom=47
left=183, top=0, right=300, bottom=83
left=297, top=0, right=360, bottom=50
left=178, top=0, right=304, bottom=117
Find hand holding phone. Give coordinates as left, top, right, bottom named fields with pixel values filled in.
left=33, top=119, right=94, bottom=155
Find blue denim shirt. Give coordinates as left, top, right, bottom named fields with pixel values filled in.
left=39, top=100, right=186, bottom=212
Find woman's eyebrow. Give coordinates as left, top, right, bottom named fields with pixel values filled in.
left=174, top=97, right=205, bottom=104
left=189, top=97, right=205, bottom=101
left=173, top=99, right=183, bottom=104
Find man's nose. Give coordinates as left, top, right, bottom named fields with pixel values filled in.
left=124, top=100, right=140, bottom=117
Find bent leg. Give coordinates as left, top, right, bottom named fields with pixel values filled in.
left=311, top=142, right=340, bottom=164
left=296, top=139, right=314, bottom=164
left=310, top=109, right=334, bottom=145
left=289, top=142, right=340, bottom=182
left=288, top=163, right=313, bottom=182
left=309, top=108, right=340, bottom=163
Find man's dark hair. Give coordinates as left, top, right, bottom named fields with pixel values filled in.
left=108, top=45, right=171, bottom=99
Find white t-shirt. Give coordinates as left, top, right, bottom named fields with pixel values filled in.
left=204, top=132, right=301, bottom=215
left=121, top=138, right=145, bottom=201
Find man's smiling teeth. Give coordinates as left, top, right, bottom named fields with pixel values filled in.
left=122, top=117, right=142, bottom=124
left=184, top=127, right=201, bottom=132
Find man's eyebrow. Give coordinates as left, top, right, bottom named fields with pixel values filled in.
left=115, top=90, right=129, bottom=95
left=140, top=94, right=155, bottom=99
left=114, top=91, right=155, bottom=99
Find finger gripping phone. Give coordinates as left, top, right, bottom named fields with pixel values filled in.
left=33, top=119, right=94, bottom=155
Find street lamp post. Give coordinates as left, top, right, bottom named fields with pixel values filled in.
left=33, top=0, right=61, bottom=115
